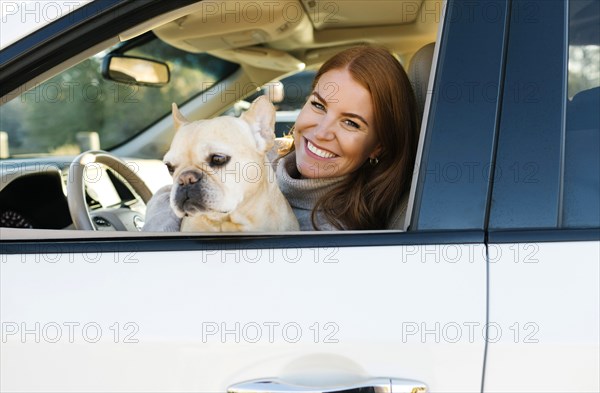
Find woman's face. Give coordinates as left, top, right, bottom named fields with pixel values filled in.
left=293, top=68, right=381, bottom=179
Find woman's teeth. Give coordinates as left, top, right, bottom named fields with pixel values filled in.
left=307, top=140, right=336, bottom=158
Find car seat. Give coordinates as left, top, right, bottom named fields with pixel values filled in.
left=408, top=42, right=435, bottom=123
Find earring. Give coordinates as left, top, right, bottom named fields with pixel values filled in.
left=369, top=157, right=379, bottom=166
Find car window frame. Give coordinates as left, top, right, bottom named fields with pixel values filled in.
left=1, top=0, right=559, bottom=252
left=1, top=0, right=489, bottom=248
left=0, top=0, right=199, bottom=100
left=409, top=0, right=509, bottom=232
left=488, top=0, right=567, bottom=230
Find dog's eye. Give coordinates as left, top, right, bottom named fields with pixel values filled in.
left=164, top=162, right=174, bottom=175
left=210, top=154, right=230, bottom=167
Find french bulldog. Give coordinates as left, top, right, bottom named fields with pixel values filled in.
left=143, top=96, right=299, bottom=232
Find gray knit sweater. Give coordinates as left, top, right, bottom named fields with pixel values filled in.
left=275, top=151, right=409, bottom=231
left=275, top=151, right=346, bottom=230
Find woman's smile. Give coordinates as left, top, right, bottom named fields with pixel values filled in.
left=304, top=138, right=338, bottom=159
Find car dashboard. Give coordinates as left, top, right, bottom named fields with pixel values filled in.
left=0, top=157, right=168, bottom=231
left=0, top=166, right=70, bottom=229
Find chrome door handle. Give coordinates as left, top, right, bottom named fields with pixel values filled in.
left=228, top=378, right=427, bottom=393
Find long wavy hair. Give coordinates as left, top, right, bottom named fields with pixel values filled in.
left=286, top=46, right=419, bottom=229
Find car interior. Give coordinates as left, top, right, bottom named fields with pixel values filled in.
left=0, top=0, right=443, bottom=236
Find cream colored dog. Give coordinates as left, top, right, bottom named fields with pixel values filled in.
left=147, top=96, right=298, bottom=232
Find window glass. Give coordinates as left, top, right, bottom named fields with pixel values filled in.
left=562, top=0, right=600, bottom=227
left=0, top=36, right=238, bottom=157
left=227, top=70, right=316, bottom=137
left=412, top=0, right=508, bottom=231
left=272, top=70, right=316, bottom=137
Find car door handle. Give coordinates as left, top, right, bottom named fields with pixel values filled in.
left=228, top=377, right=427, bottom=393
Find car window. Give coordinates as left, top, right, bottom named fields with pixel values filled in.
left=0, top=1, right=451, bottom=235
left=227, top=70, right=316, bottom=137
left=272, top=70, right=316, bottom=136
left=0, top=35, right=238, bottom=158
left=563, top=0, right=600, bottom=227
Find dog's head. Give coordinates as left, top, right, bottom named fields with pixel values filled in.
left=163, top=96, right=276, bottom=218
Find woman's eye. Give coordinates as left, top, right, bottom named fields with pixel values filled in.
left=165, top=162, right=174, bottom=175
left=210, top=154, right=230, bottom=167
left=311, top=101, right=325, bottom=111
left=344, top=119, right=360, bottom=129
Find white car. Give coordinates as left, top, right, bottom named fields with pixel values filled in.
left=1, top=1, right=598, bottom=392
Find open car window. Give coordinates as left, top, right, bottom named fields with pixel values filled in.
left=0, top=0, right=446, bottom=236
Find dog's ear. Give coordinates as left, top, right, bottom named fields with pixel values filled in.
left=241, top=96, right=276, bottom=153
left=172, top=103, right=189, bottom=130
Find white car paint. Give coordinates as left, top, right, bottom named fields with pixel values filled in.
left=1, top=244, right=486, bottom=391
left=485, top=241, right=600, bottom=392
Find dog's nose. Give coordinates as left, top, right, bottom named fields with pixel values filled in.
left=178, top=170, right=202, bottom=186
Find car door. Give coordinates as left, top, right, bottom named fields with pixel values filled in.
left=1, top=0, right=514, bottom=392
left=483, top=0, right=600, bottom=391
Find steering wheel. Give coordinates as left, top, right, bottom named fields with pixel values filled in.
left=68, top=150, right=153, bottom=231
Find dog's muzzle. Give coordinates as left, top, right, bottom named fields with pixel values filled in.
left=174, top=170, right=206, bottom=215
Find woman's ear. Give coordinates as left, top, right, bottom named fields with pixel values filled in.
left=370, top=144, right=383, bottom=159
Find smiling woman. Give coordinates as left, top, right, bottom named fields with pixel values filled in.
left=276, top=46, right=419, bottom=230
left=1, top=1, right=598, bottom=392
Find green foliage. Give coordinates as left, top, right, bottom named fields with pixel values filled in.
left=0, top=37, right=237, bottom=157
left=568, top=45, right=600, bottom=99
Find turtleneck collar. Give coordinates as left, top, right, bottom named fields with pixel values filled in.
left=276, top=151, right=346, bottom=210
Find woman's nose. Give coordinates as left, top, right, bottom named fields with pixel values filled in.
left=312, top=117, right=335, bottom=140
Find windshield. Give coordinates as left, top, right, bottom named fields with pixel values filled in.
left=0, top=34, right=238, bottom=158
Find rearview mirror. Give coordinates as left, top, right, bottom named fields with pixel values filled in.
left=102, top=55, right=170, bottom=86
